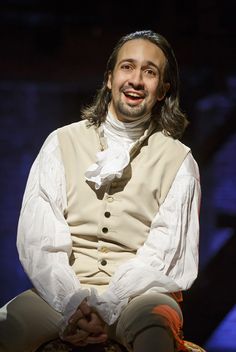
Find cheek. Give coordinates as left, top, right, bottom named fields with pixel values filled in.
left=112, top=79, right=125, bottom=94
left=148, top=83, right=160, bottom=101
left=113, top=72, right=129, bottom=87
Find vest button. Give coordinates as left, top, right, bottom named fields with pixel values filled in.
left=107, top=196, right=114, bottom=203
left=102, top=227, right=108, bottom=233
left=100, top=246, right=109, bottom=253
left=101, top=259, right=107, bottom=266
left=104, top=211, right=111, bottom=218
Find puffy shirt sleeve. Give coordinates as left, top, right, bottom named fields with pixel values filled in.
left=16, top=131, right=89, bottom=326
left=91, top=153, right=201, bottom=325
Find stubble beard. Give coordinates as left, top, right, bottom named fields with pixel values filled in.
left=117, top=100, right=148, bottom=120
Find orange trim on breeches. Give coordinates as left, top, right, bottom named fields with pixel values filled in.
left=152, top=304, right=187, bottom=351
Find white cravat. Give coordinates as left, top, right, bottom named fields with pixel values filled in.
left=84, top=111, right=151, bottom=189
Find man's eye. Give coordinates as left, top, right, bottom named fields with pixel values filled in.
left=121, top=64, right=132, bottom=70
left=145, top=69, right=156, bottom=76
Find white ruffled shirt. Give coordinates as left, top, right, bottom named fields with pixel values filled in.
left=85, top=112, right=151, bottom=189
left=17, top=118, right=201, bottom=330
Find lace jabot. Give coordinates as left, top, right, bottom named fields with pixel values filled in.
left=84, top=111, right=151, bottom=189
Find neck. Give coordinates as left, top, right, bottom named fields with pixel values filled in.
left=104, top=109, right=151, bottom=143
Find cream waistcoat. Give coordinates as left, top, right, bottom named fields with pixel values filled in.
left=57, top=120, right=190, bottom=292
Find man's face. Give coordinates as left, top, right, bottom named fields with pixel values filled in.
left=107, top=38, right=169, bottom=122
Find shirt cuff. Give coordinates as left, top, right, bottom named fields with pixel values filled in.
left=88, top=287, right=128, bottom=325
left=59, top=288, right=90, bottom=333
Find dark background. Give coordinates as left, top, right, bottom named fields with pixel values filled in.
left=0, top=1, right=236, bottom=351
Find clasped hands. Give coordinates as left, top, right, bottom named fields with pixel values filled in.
left=62, top=300, right=108, bottom=346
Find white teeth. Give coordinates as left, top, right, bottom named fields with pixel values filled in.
left=126, top=92, right=142, bottom=98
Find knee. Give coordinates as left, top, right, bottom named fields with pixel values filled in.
left=125, top=293, right=182, bottom=329
left=130, top=302, right=177, bottom=336
left=0, top=311, right=29, bottom=352
left=116, top=293, right=183, bottom=349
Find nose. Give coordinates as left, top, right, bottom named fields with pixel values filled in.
left=128, top=69, right=144, bottom=88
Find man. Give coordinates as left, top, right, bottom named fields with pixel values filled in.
left=0, top=30, right=201, bottom=352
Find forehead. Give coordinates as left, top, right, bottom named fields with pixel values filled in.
left=116, top=38, right=167, bottom=68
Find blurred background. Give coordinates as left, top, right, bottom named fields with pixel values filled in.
left=0, top=1, right=236, bottom=351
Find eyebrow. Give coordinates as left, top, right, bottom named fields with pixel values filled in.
left=118, top=58, right=161, bottom=75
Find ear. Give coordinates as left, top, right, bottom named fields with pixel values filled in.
left=157, top=82, right=170, bottom=102
left=107, top=72, right=112, bottom=89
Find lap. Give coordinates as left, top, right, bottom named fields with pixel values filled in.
left=0, top=290, right=183, bottom=352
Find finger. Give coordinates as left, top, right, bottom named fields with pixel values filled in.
left=65, top=321, right=79, bottom=335
left=80, top=300, right=92, bottom=316
left=68, top=333, right=107, bottom=346
left=85, top=333, right=108, bottom=344
left=67, top=309, right=85, bottom=332
left=63, top=331, right=108, bottom=346
left=69, top=309, right=83, bottom=324
left=62, top=323, right=78, bottom=337
left=77, top=318, right=104, bottom=334
left=80, top=312, right=105, bottom=330
left=62, top=330, right=89, bottom=344
left=62, top=323, right=89, bottom=339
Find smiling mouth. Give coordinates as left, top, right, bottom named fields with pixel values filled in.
left=123, top=91, right=145, bottom=102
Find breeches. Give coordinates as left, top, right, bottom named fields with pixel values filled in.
left=0, top=289, right=183, bottom=352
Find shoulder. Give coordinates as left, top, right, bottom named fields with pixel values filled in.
left=39, top=123, right=88, bottom=161
left=150, top=130, right=190, bottom=153
left=40, top=130, right=59, bottom=155
left=177, top=153, right=200, bottom=181
left=152, top=132, right=199, bottom=180
left=167, top=153, right=201, bottom=203
left=57, top=119, right=92, bottom=135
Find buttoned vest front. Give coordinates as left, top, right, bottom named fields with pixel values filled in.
left=57, top=120, right=190, bottom=293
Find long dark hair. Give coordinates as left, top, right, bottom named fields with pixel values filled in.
left=81, top=30, right=188, bottom=139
